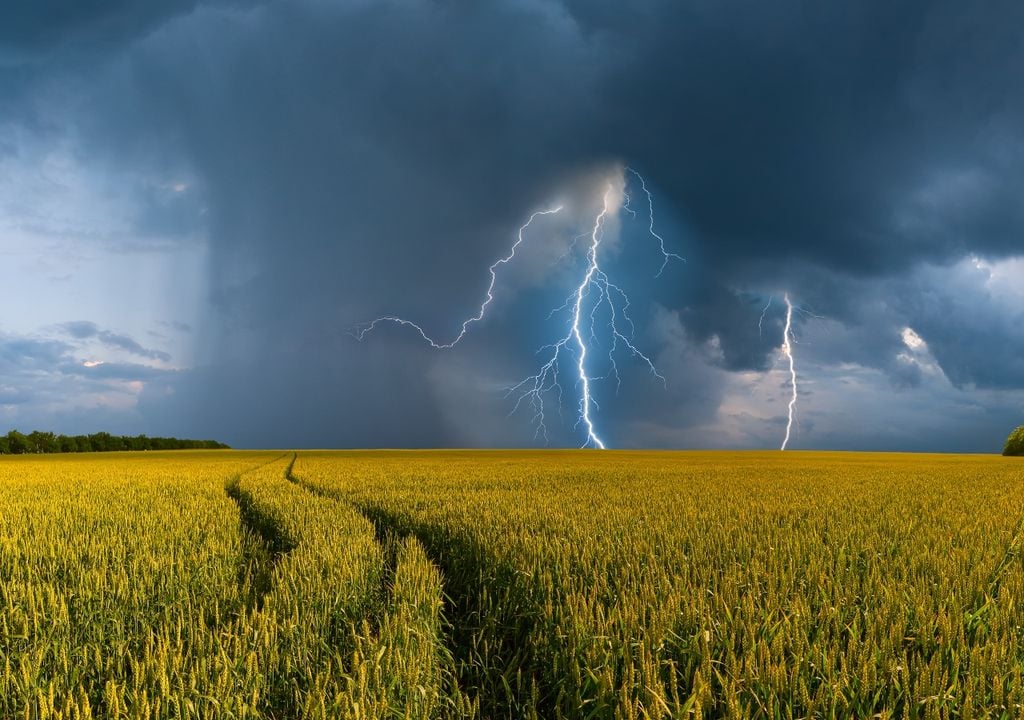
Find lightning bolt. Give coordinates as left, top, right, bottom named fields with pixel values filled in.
left=780, top=293, right=798, bottom=451
left=354, top=207, right=563, bottom=347
left=625, top=167, right=684, bottom=277
left=570, top=193, right=610, bottom=448
left=758, top=295, right=773, bottom=338
left=357, top=168, right=681, bottom=448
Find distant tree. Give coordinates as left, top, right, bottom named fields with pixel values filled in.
left=1004, top=426, right=1024, bottom=456
left=0, top=435, right=8, bottom=454
left=5, top=431, right=28, bottom=454
left=27, top=431, right=58, bottom=454
left=88, top=432, right=113, bottom=452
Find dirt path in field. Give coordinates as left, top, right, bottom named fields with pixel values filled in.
left=225, top=453, right=295, bottom=610
left=281, top=457, right=403, bottom=635
left=287, top=455, right=549, bottom=719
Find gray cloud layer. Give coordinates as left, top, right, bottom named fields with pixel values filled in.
left=61, top=321, right=171, bottom=361
left=3, top=0, right=1023, bottom=449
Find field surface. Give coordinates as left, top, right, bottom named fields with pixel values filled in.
left=1, top=450, right=1022, bottom=719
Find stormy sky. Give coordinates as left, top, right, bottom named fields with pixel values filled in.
left=2, top=0, right=1022, bottom=451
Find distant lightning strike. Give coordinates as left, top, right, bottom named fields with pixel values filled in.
left=780, top=293, right=798, bottom=451
left=354, top=206, right=563, bottom=347
left=758, top=295, right=773, bottom=338
left=763, top=293, right=819, bottom=449
left=357, top=169, right=681, bottom=448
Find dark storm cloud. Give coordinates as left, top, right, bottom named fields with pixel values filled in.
left=60, top=321, right=171, bottom=361
left=135, top=342, right=454, bottom=448
left=7, top=0, right=1024, bottom=447
left=743, top=259, right=1024, bottom=394
left=0, top=0, right=203, bottom=133
left=895, top=262, right=1024, bottom=390
left=125, top=183, right=206, bottom=247
left=595, top=1, right=1024, bottom=274
left=1, top=0, right=205, bottom=56
left=113, top=0, right=1024, bottom=275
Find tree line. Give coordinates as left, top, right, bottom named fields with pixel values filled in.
left=0, top=430, right=229, bottom=454
left=1005, top=426, right=1024, bottom=456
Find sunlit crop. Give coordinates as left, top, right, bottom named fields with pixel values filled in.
left=1, top=450, right=1022, bottom=718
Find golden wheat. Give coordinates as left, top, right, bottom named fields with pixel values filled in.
left=2, top=449, right=1022, bottom=718
left=295, top=450, right=1024, bottom=720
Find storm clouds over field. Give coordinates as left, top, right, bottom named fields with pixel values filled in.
left=1, top=0, right=1023, bottom=450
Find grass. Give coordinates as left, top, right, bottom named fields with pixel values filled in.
left=1, top=450, right=1022, bottom=718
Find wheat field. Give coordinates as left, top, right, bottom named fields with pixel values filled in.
left=0, top=450, right=1022, bottom=719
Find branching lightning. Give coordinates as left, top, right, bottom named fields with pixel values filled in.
left=780, top=293, right=798, bottom=451
left=761, top=292, right=821, bottom=450
left=625, top=167, right=684, bottom=277
left=354, top=207, right=563, bottom=348
left=356, top=168, right=682, bottom=448
left=758, top=295, right=773, bottom=338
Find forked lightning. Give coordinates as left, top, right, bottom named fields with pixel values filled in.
left=780, top=293, right=798, bottom=451
left=760, top=292, right=803, bottom=450
left=356, top=169, right=682, bottom=448
left=354, top=207, right=563, bottom=348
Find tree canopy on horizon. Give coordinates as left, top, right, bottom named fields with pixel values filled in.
left=1004, top=427, right=1024, bottom=456
left=0, top=430, right=229, bottom=455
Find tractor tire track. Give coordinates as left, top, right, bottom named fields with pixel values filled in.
left=287, top=461, right=547, bottom=719
left=283, top=456, right=399, bottom=633
left=225, top=453, right=296, bottom=611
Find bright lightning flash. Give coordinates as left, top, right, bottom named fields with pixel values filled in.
left=780, top=293, right=798, bottom=451
left=356, top=169, right=681, bottom=448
